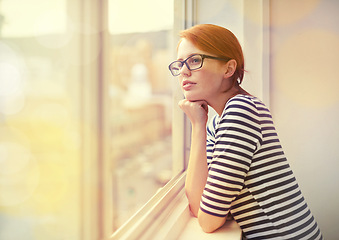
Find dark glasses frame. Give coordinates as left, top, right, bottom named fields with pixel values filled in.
left=168, top=54, right=231, bottom=76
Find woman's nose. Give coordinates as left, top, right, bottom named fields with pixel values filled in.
left=179, top=63, right=191, bottom=76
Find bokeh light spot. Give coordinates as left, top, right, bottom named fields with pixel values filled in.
left=275, top=29, right=339, bottom=107
left=270, top=0, right=320, bottom=26
left=0, top=63, right=22, bottom=97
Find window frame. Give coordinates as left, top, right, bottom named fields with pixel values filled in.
left=79, top=0, right=112, bottom=239
left=79, top=0, right=195, bottom=239
left=110, top=172, right=188, bottom=240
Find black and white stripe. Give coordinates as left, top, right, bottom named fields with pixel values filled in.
left=201, top=95, right=322, bottom=239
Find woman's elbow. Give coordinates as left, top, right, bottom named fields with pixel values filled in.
left=200, top=223, right=218, bottom=233
left=198, top=210, right=226, bottom=233
left=198, top=218, right=221, bottom=233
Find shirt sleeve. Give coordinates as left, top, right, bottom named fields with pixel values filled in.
left=200, top=96, right=262, bottom=217
left=206, top=115, right=218, bottom=167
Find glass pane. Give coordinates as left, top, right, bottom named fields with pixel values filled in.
left=0, top=1, right=81, bottom=239
left=108, top=0, right=174, bottom=229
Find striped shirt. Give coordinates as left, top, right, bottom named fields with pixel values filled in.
left=201, top=94, right=322, bottom=239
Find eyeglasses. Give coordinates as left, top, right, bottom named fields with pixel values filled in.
left=168, top=54, right=230, bottom=76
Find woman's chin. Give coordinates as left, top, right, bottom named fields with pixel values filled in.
left=184, top=93, right=201, bottom=102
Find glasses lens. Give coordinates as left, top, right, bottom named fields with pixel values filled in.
left=169, top=61, right=182, bottom=76
left=187, top=55, right=203, bottom=70
left=169, top=55, right=204, bottom=76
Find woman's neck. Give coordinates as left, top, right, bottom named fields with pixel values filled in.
left=209, top=85, right=249, bottom=116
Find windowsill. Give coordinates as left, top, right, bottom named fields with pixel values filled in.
left=169, top=190, right=242, bottom=240
left=110, top=172, right=242, bottom=240
left=156, top=188, right=242, bottom=240
left=178, top=214, right=242, bottom=240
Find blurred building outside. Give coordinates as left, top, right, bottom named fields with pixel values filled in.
left=109, top=31, right=173, bottom=227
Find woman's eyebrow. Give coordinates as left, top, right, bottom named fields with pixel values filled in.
left=177, top=53, right=200, bottom=61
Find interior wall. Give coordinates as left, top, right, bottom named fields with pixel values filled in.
left=270, top=0, right=339, bottom=239
left=195, top=0, right=270, bottom=102
left=196, top=0, right=244, bottom=42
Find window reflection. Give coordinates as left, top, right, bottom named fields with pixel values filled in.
left=108, top=0, right=174, bottom=229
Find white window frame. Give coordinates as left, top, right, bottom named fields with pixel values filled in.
left=79, top=0, right=112, bottom=239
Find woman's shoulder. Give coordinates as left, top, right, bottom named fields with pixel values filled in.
left=221, top=94, right=271, bottom=123
left=226, top=94, right=269, bottom=112
left=228, top=94, right=261, bottom=105
left=225, top=94, right=257, bottom=111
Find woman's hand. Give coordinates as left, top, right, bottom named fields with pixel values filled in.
left=178, top=99, right=208, bottom=126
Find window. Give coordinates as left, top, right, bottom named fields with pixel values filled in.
left=0, top=1, right=188, bottom=239
left=108, top=0, right=178, bottom=230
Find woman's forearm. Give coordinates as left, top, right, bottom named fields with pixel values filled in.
left=185, top=123, right=208, bottom=217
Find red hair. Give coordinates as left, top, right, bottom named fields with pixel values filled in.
left=179, top=24, right=245, bottom=83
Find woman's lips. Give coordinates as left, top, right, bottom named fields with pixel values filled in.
left=182, top=80, right=196, bottom=91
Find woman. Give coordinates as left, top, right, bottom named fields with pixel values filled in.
left=168, top=24, right=322, bottom=239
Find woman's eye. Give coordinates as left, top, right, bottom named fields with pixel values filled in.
left=189, top=57, right=201, bottom=65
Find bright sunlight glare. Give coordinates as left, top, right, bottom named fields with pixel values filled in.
left=0, top=0, right=67, bottom=37
left=108, top=0, right=174, bottom=34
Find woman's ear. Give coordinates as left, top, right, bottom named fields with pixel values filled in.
left=224, top=59, right=237, bottom=78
